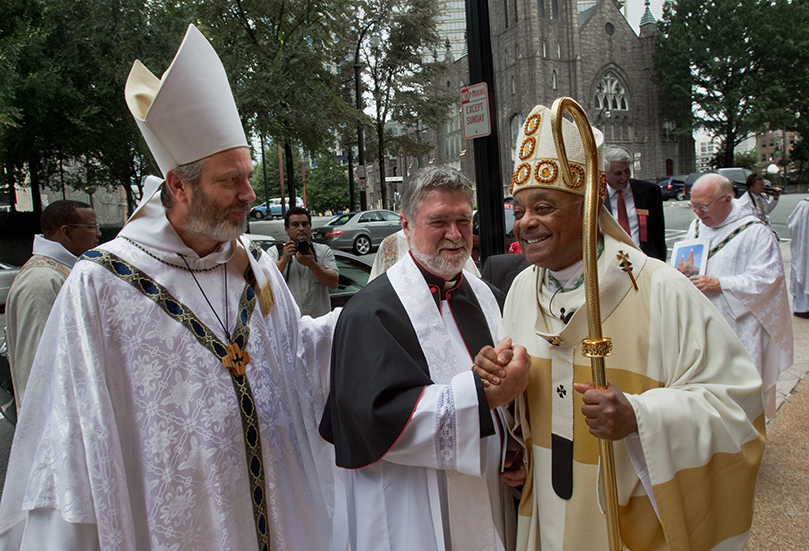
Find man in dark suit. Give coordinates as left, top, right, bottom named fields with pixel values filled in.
left=481, top=253, right=531, bottom=296
left=603, top=146, right=667, bottom=261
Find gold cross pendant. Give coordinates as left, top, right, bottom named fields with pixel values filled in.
left=616, top=251, right=638, bottom=290
left=222, top=343, right=250, bottom=377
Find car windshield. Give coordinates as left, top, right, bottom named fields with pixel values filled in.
left=328, top=214, right=354, bottom=226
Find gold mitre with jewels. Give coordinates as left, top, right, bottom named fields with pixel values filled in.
left=510, top=103, right=605, bottom=197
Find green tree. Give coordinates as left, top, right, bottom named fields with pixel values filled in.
left=356, top=0, right=454, bottom=208
left=194, top=0, right=356, bottom=208
left=0, top=0, right=191, bottom=215
left=304, top=155, right=349, bottom=214
left=655, top=0, right=791, bottom=167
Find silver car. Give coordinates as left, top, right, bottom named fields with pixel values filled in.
left=312, top=210, right=401, bottom=255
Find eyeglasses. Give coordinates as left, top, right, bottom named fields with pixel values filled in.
left=67, top=224, right=100, bottom=229
left=689, top=199, right=721, bottom=212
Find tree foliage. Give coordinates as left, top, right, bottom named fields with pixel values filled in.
left=356, top=0, right=454, bottom=208
left=194, top=0, right=356, bottom=205
left=304, top=155, right=350, bottom=214
left=655, top=0, right=805, bottom=167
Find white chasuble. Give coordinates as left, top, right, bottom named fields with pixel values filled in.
left=0, top=229, right=344, bottom=550
left=687, top=201, right=793, bottom=417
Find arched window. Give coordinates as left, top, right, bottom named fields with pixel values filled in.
left=552, top=0, right=559, bottom=19
left=552, top=70, right=558, bottom=90
left=594, top=70, right=629, bottom=113
left=538, top=0, right=545, bottom=18
left=511, top=114, right=522, bottom=160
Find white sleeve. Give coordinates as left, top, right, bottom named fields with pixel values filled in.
left=383, top=371, right=485, bottom=477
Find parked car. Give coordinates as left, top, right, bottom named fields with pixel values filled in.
left=716, top=167, right=753, bottom=198
left=471, top=202, right=518, bottom=265
left=250, top=197, right=305, bottom=219
left=657, top=175, right=687, bottom=201
left=0, top=262, right=21, bottom=313
left=312, top=210, right=401, bottom=255
left=245, top=234, right=372, bottom=309
left=683, top=171, right=716, bottom=199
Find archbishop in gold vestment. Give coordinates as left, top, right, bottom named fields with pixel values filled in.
left=503, top=232, right=765, bottom=551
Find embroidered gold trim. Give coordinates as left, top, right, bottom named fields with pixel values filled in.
left=535, top=160, right=559, bottom=184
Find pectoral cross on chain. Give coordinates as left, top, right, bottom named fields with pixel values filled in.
left=223, top=343, right=250, bottom=377
left=616, top=250, right=638, bottom=291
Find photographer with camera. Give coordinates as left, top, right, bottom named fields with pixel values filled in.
left=270, top=206, right=339, bottom=317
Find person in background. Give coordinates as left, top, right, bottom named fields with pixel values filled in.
left=270, top=206, right=338, bottom=317
left=5, top=200, right=100, bottom=409
left=788, top=198, right=809, bottom=318
left=686, top=173, right=793, bottom=417
left=603, top=146, right=667, bottom=261
left=738, top=172, right=781, bottom=231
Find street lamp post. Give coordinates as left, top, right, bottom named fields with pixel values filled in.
left=354, top=22, right=379, bottom=212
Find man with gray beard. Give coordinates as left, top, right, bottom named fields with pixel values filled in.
left=0, top=25, right=343, bottom=550
left=320, top=166, right=529, bottom=551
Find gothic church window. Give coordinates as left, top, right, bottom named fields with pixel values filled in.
left=538, top=0, right=545, bottom=18
left=552, top=0, right=559, bottom=19
left=511, top=114, right=522, bottom=160
left=594, top=71, right=629, bottom=113
left=552, top=70, right=558, bottom=90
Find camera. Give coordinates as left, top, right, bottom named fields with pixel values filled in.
left=295, top=240, right=312, bottom=254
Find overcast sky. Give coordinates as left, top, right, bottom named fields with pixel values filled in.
left=625, top=0, right=665, bottom=33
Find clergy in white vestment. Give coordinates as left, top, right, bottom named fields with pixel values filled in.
left=788, top=199, right=809, bottom=317
left=320, top=166, right=529, bottom=551
left=5, top=200, right=100, bottom=410
left=737, top=171, right=781, bottom=229
left=474, top=101, right=765, bottom=551
left=368, top=228, right=481, bottom=281
left=0, top=24, right=345, bottom=551
left=686, top=173, right=793, bottom=418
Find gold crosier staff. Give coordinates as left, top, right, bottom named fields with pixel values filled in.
left=550, top=97, right=622, bottom=551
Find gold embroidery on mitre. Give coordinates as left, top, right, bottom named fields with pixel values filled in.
left=519, top=137, right=536, bottom=160
left=524, top=113, right=541, bottom=135
left=568, top=164, right=585, bottom=189
left=512, top=163, right=532, bottom=193
left=535, top=160, right=559, bottom=185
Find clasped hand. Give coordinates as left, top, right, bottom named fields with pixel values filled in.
left=473, top=337, right=529, bottom=409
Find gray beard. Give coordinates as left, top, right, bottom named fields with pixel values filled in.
left=410, top=241, right=469, bottom=280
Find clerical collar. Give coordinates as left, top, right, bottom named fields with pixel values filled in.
left=31, top=234, right=78, bottom=268
left=409, top=253, right=463, bottom=305
left=547, top=261, right=584, bottom=293
left=546, top=237, right=605, bottom=293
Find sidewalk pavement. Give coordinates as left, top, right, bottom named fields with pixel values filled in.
left=745, top=240, right=809, bottom=549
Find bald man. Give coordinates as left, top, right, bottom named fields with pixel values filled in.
left=686, top=174, right=793, bottom=417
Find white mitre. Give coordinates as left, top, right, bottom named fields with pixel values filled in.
left=125, top=23, right=248, bottom=176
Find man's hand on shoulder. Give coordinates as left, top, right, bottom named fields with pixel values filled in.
left=573, top=382, right=638, bottom=441
left=475, top=337, right=529, bottom=409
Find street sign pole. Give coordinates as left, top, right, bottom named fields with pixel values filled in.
left=465, top=0, right=505, bottom=264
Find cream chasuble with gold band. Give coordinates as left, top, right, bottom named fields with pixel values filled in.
left=501, top=232, right=765, bottom=551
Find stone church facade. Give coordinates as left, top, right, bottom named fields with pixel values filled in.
left=490, top=0, right=695, bottom=189
left=400, top=0, right=695, bottom=202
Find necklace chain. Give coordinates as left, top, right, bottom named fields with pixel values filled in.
left=123, top=237, right=220, bottom=273
left=180, top=255, right=231, bottom=343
